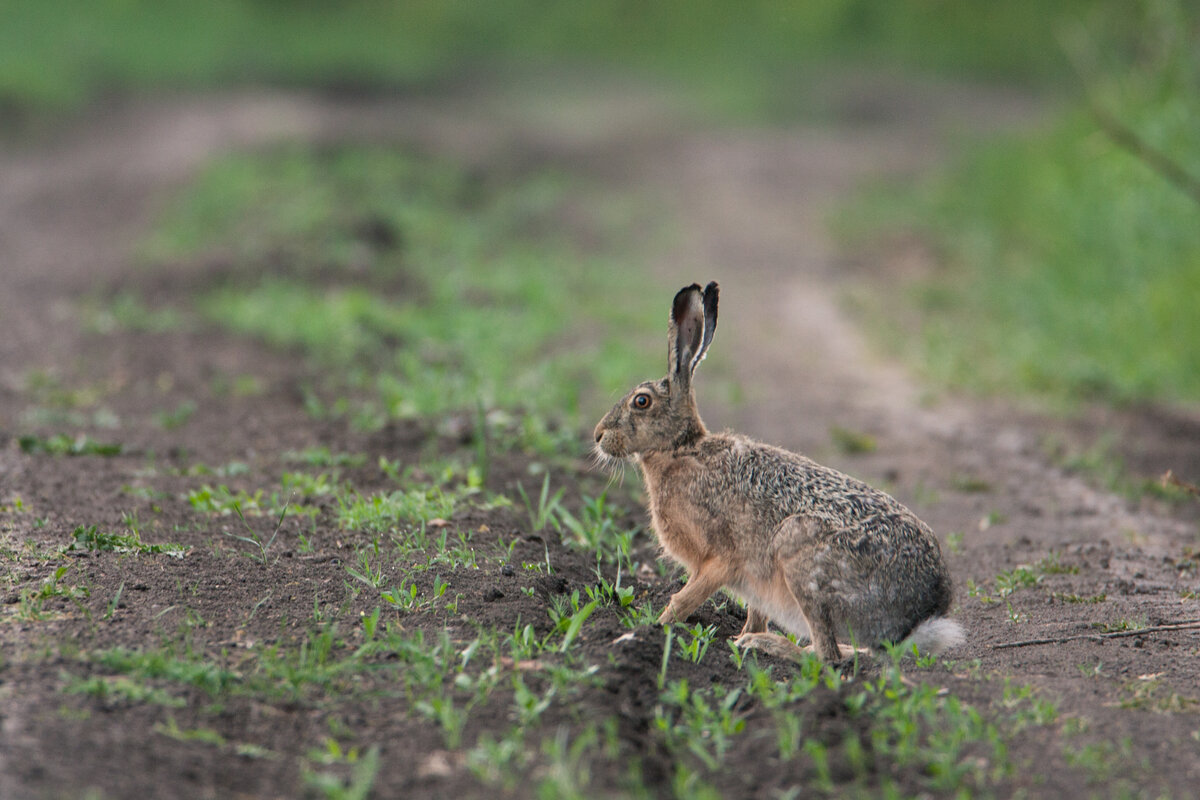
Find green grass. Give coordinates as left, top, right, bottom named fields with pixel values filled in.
left=141, top=147, right=654, bottom=445
left=186, top=484, right=296, bottom=518
left=966, top=553, right=1085, bottom=607
left=0, top=0, right=455, bottom=112
left=86, top=292, right=186, bottom=335
left=65, top=524, right=188, bottom=558
left=872, top=115, right=1199, bottom=404
left=284, top=447, right=367, bottom=470
left=830, top=425, right=877, bottom=455
left=65, top=674, right=187, bottom=709
left=60, top=603, right=1066, bottom=796
left=336, top=486, right=475, bottom=534
left=8, top=564, right=89, bottom=623
left=3, top=0, right=1118, bottom=117
left=1043, top=431, right=1194, bottom=502
left=188, top=468, right=498, bottom=529
left=842, top=3, right=1200, bottom=407
left=17, top=433, right=122, bottom=457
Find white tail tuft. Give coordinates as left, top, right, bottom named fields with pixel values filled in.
left=901, top=617, right=965, bottom=655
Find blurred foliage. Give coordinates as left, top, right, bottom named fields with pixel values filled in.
left=10, top=0, right=1198, bottom=412
left=141, top=146, right=655, bottom=435
left=0, top=0, right=1132, bottom=115
left=842, top=0, right=1200, bottom=406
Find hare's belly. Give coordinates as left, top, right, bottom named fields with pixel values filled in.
left=734, top=575, right=811, bottom=640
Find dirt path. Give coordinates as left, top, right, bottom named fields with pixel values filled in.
left=3, top=79, right=1199, bottom=796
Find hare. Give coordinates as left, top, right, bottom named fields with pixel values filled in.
left=593, top=281, right=963, bottom=662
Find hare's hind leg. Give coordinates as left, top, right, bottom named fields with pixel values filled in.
left=771, top=515, right=855, bottom=663
left=739, top=606, right=768, bottom=636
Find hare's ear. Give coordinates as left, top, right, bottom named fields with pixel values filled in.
left=668, top=281, right=718, bottom=389
left=699, top=281, right=719, bottom=362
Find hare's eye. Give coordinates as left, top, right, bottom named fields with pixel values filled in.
left=632, top=393, right=652, bottom=410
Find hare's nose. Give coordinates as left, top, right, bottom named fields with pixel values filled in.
left=594, top=427, right=604, bottom=443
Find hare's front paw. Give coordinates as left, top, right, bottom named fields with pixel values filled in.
left=657, top=604, right=684, bottom=625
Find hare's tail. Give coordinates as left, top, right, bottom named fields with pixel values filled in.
left=901, top=617, right=965, bottom=655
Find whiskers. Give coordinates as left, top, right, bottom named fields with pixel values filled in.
left=590, top=444, right=631, bottom=487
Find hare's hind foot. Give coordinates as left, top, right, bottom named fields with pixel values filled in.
left=733, top=632, right=807, bottom=661
left=734, top=632, right=864, bottom=664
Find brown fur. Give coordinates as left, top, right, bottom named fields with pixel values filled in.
left=594, top=282, right=962, bottom=663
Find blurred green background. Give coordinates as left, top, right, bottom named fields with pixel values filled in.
left=8, top=0, right=1199, bottom=411
left=0, top=0, right=1158, bottom=113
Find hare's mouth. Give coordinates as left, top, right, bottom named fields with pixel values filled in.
left=594, top=430, right=628, bottom=458
left=592, top=439, right=633, bottom=482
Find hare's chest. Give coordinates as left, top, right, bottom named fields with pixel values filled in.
left=647, top=502, right=709, bottom=573
left=639, top=455, right=725, bottom=571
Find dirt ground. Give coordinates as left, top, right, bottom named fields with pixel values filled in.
left=2, top=77, right=1200, bottom=798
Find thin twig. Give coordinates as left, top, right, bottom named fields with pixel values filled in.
left=1087, top=102, right=1200, bottom=208
left=1059, top=25, right=1200, bottom=208
left=1162, top=470, right=1200, bottom=497
left=993, top=620, right=1200, bottom=650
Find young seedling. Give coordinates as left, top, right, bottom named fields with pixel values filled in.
left=557, top=598, right=599, bottom=653
left=517, top=473, right=564, bottom=533
left=658, top=625, right=674, bottom=690
left=13, top=565, right=89, bottom=621
left=586, top=561, right=633, bottom=608
left=678, top=623, right=718, bottom=664
left=154, top=400, right=197, bottom=430
left=102, top=582, right=125, bottom=621
left=345, top=541, right=386, bottom=589
left=303, top=744, right=381, bottom=800
left=222, top=500, right=289, bottom=564
left=380, top=580, right=421, bottom=612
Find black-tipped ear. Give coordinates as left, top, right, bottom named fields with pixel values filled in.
left=698, top=281, right=718, bottom=366
left=668, top=283, right=706, bottom=389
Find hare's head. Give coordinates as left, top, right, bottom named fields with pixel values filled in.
left=594, top=282, right=718, bottom=460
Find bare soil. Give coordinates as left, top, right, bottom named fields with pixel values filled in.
left=2, top=78, right=1199, bottom=798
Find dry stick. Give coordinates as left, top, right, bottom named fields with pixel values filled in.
left=994, top=619, right=1200, bottom=651
left=1162, top=469, right=1200, bottom=497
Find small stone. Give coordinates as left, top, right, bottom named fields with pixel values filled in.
left=500, top=563, right=515, bottom=577
left=484, top=587, right=504, bottom=602
left=417, top=750, right=459, bottom=778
